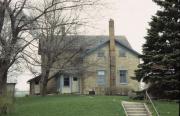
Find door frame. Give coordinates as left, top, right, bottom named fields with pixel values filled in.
left=58, top=75, right=80, bottom=94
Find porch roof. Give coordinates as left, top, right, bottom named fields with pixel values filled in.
left=27, top=75, right=41, bottom=83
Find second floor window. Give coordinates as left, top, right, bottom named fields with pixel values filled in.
left=97, top=50, right=105, bottom=57
left=119, top=50, right=126, bottom=57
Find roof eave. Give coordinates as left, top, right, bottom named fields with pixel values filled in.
left=115, top=39, right=141, bottom=56
left=81, top=39, right=141, bottom=57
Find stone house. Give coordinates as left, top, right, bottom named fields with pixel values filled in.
left=28, top=19, right=140, bottom=95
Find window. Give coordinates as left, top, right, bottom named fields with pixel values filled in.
left=64, top=77, right=70, bottom=86
left=119, top=50, right=126, bottom=57
left=120, top=70, right=128, bottom=83
left=97, top=70, right=105, bottom=85
left=73, top=77, right=78, bottom=81
left=97, top=50, right=105, bottom=57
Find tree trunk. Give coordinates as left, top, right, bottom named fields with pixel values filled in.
left=40, top=68, right=50, bottom=96
left=40, top=80, right=47, bottom=96
left=0, top=67, right=8, bottom=96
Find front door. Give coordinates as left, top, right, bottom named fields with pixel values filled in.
left=62, top=76, right=71, bottom=93
left=72, top=77, right=79, bottom=93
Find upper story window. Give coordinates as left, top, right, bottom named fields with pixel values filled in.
left=120, top=70, right=128, bottom=84
left=97, top=50, right=105, bottom=57
left=97, top=70, right=106, bottom=85
left=119, top=50, right=126, bottom=57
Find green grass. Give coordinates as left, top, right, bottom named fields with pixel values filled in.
left=147, top=100, right=179, bottom=116
left=7, top=95, right=128, bottom=116
left=3, top=95, right=179, bottom=116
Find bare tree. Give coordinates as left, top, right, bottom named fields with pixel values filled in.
left=25, top=0, right=101, bottom=96
left=27, top=7, right=96, bottom=95
left=36, top=5, right=83, bottom=96
left=25, top=9, right=103, bottom=95
left=0, top=0, right=97, bottom=96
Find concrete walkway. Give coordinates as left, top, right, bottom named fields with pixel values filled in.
left=122, top=101, right=152, bottom=116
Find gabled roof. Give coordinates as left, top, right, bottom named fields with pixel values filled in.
left=27, top=70, right=79, bottom=83
left=39, top=35, right=132, bottom=53
left=76, top=35, right=132, bottom=49
left=27, top=75, right=41, bottom=82
left=81, top=36, right=141, bottom=57
left=115, top=39, right=141, bottom=56
left=39, top=35, right=140, bottom=57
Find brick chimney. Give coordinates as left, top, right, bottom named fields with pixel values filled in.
left=109, top=19, right=116, bottom=94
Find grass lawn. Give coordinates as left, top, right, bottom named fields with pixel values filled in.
left=147, top=100, right=179, bottom=116
left=7, top=95, right=128, bottom=116
left=4, top=95, right=179, bottom=116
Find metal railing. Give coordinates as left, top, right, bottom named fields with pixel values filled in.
left=145, top=90, right=160, bottom=116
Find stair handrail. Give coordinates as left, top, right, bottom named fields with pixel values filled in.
left=145, top=90, right=160, bottom=116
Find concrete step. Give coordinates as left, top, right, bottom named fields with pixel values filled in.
left=122, top=101, right=151, bottom=116
left=127, top=111, right=147, bottom=114
left=124, top=105, right=145, bottom=108
left=123, top=103, right=144, bottom=106
left=123, top=102, right=144, bottom=105
left=124, top=104, right=144, bottom=105
left=128, top=114, right=148, bottom=116
left=126, top=108, right=146, bottom=111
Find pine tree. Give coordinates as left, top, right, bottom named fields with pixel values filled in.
left=135, top=0, right=180, bottom=99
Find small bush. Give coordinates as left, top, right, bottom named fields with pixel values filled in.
left=0, top=96, right=14, bottom=115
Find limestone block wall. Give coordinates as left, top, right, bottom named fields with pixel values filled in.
left=115, top=45, right=140, bottom=94
left=41, top=39, right=140, bottom=95
left=82, top=45, right=110, bottom=94
left=82, top=44, right=140, bottom=95
left=47, top=78, right=57, bottom=93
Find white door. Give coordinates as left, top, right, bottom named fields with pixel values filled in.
left=62, top=76, right=71, bottom=93
left=72, top=77, right=79, bottom=93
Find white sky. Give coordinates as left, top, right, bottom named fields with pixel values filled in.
left=15, top=0, right=159, bottom=91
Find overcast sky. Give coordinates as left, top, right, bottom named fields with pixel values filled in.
left=15, top=0, right=159, bottom=91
